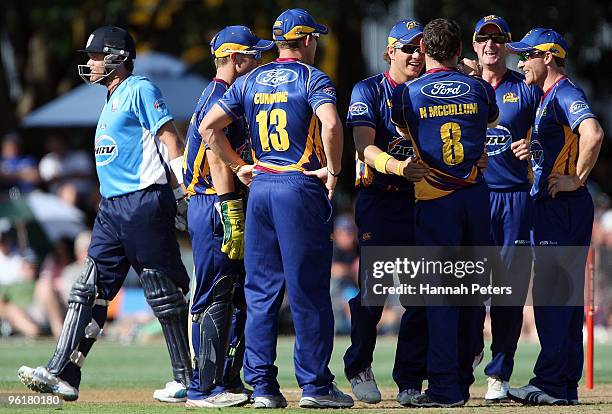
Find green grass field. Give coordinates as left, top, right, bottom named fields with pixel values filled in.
left=1, top=337, right=611, bottom=413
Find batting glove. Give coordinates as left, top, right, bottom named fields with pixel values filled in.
left=173, top=186, right=188, bottom=232
left=215, top=194, right=245, bottom=260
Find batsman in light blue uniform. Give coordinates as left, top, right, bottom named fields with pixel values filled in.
left=468, top=16, right=542, bottom=403
left=344, top=20, right=428, bottom=406
left=200, top=8, right=353, bottom=409
left=18, top=26, right=192, bottom=403
left=182, top=26, right=274, bottom=408
left=506, top=29, right=604, bottom=406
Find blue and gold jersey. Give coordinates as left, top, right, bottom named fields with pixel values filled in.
left=183, top=78, right=250, bottom=196
left=347, top=72, right=414, bottom=193
left=530, top=77, right=596, bottom=198
left=217, top=58, right=336, bottom=173
left=391, top=68, right=499, bottom=200
left=484, top=70, right=542, bottom=190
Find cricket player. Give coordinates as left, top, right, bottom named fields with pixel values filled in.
left=463, top=15, right=542, bottom=403
left=18, top=26, right=192, bottom=402
left=343, top=19, right=429, bottom=406
left=505, top=28, right=603, bottom=405
left=391, top=18, right=499, bottom=407
left=182, top=26, right=274, bottom=408
left=200, top=8, right=353, bottom=409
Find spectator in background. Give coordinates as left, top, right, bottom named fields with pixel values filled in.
left=58, top=231, right=91, bottom=304
left=331, top=215, right=359, bottom=334
left=0, top=131, right=40, bottom=194
left=0, top=249, right=45, bottom=338
left=0, top=229, right=25, bottom=286
left=38, top=135, right=96, bottom=212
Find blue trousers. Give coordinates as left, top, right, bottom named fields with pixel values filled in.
left=414, top=182, right=489, bottom=404
left=344, top=188, right=426, bottom=392
left=485, top=188, right=533, bottom=381
left=88, top=184, right=189, bottom=299
left=243, top=173, right=335, bottom=398
left=186, top=194, right=246, bottom=399
left=529, top=190, right=593, bottom=400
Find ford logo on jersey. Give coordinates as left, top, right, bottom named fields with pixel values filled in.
left=486, top=125, right=513, bottom=156
left=530, top=139, right=544, bottom=170
left=95, top=135, right=118, bottom=166
left=256, top=69, right=298, bottom=87
left=421, top=81, right=470, bottom=99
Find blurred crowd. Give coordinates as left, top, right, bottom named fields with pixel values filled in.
left=2, top=129, right=612, bottom=344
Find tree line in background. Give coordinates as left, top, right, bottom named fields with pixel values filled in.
left=1, top=0, right=610, bottom=198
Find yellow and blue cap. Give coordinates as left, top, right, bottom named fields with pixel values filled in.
left=506, top=28, right=568, bottom=59
left=272, top=8, right=328, bottom=41
left=210, top=25, right=274, bottom=58
left=473, top=15, right=511, bottom=41
left=388, top=19, right=423, bottom=47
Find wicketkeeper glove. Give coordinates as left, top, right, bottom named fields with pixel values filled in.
left=173, top=186, right=188, bottom=232
left=215, top=193, right=245, bottom=260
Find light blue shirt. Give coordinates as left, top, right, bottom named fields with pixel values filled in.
left=94, top=75, right=173, bottom=198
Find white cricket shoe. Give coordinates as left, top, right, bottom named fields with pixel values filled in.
left=252, top=394, right=288, bottom=408
left=485, top=376, right=510, bottom=403
left=153, top=380, right=187, bottom=403
left=185, top=391, right=249, bottom=408
left=348, top=367, right=381, bottom=404
left=396, top=388, right=420, bottom=406
left=299, top=383, right=354, bottom=408
left=18, top=366, right=79, bottom=401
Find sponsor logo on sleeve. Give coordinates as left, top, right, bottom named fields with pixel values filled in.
left=421, top=81, right=470, bottom=99
left=154, top=99, right=166, bottom=111
left=94, top=135, right=118, bottom=166
left=569, top=100, right=589, bottom=115
left=255, top=69, right=298, bottom=87
left=348, top=102, right=369, bottom=116
left=322, top=86, right=336, bottom=97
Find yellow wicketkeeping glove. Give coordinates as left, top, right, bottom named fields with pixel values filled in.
left=215, top=198, right=245, bottom=260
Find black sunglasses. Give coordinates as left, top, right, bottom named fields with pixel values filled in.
left=396, top=44, right=420, bottom=54
left=474, top=33, right=509, bottom=44
left=517, top=50, right=546, bottom=62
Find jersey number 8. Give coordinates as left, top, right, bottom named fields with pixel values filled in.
left=440, top=122, right=464, bottom=165
left=256, top=109, right=290, bottom=152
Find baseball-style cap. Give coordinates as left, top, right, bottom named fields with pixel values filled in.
left=473, top=15, right=512, bottom=41
left=78, top=26, right=136, bottom=59
left=272, top=8, right=328, bottom=41
left=388, top=19, right=423, bottom=47
left=506, top=28, right=568, bottom=59
left=210, top=25, right=274, bottom=58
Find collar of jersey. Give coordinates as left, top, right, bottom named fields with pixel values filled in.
left=425, top=67, right=459, bottom=74
left=383, top=71, right=400, bottom=88
left=212, top=77, right=230, bottom=87
left=542, top=75, right=567, bottom=99
left=275, top=57, right=300, bottom=62
left=106, top=74, right=133, bottom=101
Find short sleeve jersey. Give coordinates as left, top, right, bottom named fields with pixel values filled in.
left=391, top=68, right=499, bottom=200
left=217, top=58, right=336, bottom=173
left=183, top=79, right=250, bottom=196
left=94, top=75, right=173, bottom=198
left=530, top=77, right=597, bottom=198
left=484, top=70, right=542, bottom=190
left=347, top=72, right=414, bottom=193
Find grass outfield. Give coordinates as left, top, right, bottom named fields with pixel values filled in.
left=0, top=337, right=611, bottom=413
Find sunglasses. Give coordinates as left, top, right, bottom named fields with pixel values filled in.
left=396, top=44, right=420, bottom=54
left=517, top=50, right=546, bottom=62
left=223, top=49, right=262, bottom=60
left=474, top=33, right=509, bottom=44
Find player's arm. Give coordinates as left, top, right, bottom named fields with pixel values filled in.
left=200, top=104, right=253, bottom=186
left=355, top=126, right=428, bottom=182
left=548, top=118, right=604, bottom=197
left=306, top=103, right=343, bottom=199
left=157, top=120, right=189, bottom=231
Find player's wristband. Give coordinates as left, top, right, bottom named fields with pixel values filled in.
left=374, top=152, right=393, bottom=174
left=395, top=160, right=404, bottom=176
left=169, top=156, right=184, bottom=184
